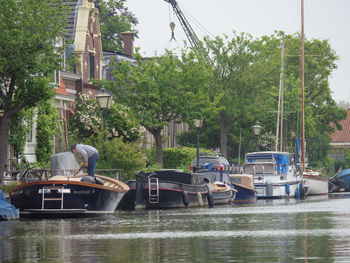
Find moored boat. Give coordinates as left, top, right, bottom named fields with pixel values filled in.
left=245, top=151, right=304, bottom=199
left=229, top=174, right=257, bottom=204
left=302, top=169, right=328, bottom=196
left=201, top=171, right=237, bottom=205
left=329, top=168, right=350, bottom=192
left=0, top=190, right=19, bottom=220
left=9, top=152, right=129, bottom=217
left=118, top=170, right=214, bottom=210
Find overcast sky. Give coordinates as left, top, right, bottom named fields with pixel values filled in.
left=126, top=0, right=350, bottom=103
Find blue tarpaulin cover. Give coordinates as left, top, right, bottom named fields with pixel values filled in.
left=0, top=190, right=19, bottom=220
left=274, top=154, right=289, bottom=174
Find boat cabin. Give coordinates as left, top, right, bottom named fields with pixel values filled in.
left=229, top=174, right=255, bottom=190
left=244, top=151, right=291, bottom=176
left=147, top=170, right=205, bottom=185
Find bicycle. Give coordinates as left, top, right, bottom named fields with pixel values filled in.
left=15, top=155, right=41, bottom=183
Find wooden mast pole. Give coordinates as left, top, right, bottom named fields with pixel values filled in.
left=301, top=0, right=305, bottom=172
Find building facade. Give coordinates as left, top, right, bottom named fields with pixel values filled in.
left=330, top=109, right=350, bottom=161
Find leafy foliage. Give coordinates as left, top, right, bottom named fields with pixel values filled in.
left=69, top=92, right=140, bottom=142
left=163, top=147, right=197, bottom=171
left=0, top=0, right=68, bottom=183
left=99, top=50, right=212, bottom=163
left=9, top=109, right=35, bottom=155
left=36, top=102, right=61, bottom=167
left=86, top=135, right=146, bottom=180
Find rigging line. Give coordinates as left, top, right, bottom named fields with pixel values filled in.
left=176, top=2, right=214, bottom=38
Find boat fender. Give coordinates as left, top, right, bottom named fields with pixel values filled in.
left=81, top=176, right=96, bottom=184
left=266, top=181, right=273, bottom=197
left=207, top=192, right=214, bottom=208
left=206, top=185, right=214, bottom=208
left=295, top=188, right=300, bottom=200
left=285, top=184, right=290, bottom=196
left=182, top=191, right=189, bottom=207
left=197, top=192, right=204, bottom=207
left=299, top=183, right=306, bottom=199
left=94, top=177, right=104, bottom=185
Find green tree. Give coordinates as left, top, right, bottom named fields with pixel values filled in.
left=36, top=102, right=61, bottom=167
left=0, top=0, right=67, bottom=184
left=97, top=0, right=138, bottom=52
left=202, top=32, right=261, bottom=158
left=251, top=32, right=347, bottom=167
left=86, top=135, right=146, bottom=180
left=100, top=50, right=212, bottom=164
left=9, top=109, right=35, bottom=155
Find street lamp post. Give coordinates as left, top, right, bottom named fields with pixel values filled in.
left=252, top=120, right=262, bottom=151
left=193, top=118, right=203, bottom=172
left=96, top=89, right=112, bottom=141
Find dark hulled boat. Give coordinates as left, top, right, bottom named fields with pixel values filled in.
left=10, top=174, right=129, bottom=217
left=118, top=170, right=214, bottom=210
left=229, top=174, right=257, bottom=204
left=9, top=152, right=129, bottom=217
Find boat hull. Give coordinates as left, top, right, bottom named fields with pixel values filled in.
left=9, top=178, right=127, bottom=217
left=118, top=171, right=213, bottom=210
left=210, top=185, right=235, bottom=205
left=303, top=175, right=328, bottom=196
left=231, top=183, right=257, bottom=204
left=254, top=178, right=302, bottom=199
left=143, top=182, right=211, bottom=209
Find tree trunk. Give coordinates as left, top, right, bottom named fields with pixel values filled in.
left=146, top=127, right=163, bottom=165
left=219, top=112, right=231, bottom=159
left=0, top=115, right=12, bottom=186
left=153, top=129, right=163, bottom=164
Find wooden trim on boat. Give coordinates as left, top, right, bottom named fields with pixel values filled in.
left=10, top=174, right=129, bottom=193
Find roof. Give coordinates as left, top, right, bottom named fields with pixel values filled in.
left=62, top=0, right=80, bottom=39
left=331, top=109, right=350, bottom=143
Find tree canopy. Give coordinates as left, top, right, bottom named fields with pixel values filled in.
left=0, top=0, right=68, bottom=184
left=99, top=50, right=212, bottom=163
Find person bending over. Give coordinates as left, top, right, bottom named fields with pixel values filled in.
left=71, top=144, right=99, bottom=177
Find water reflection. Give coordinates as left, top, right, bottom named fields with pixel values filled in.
left=0, top=196, right=350, bottom=262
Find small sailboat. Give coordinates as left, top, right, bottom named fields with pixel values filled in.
left=303, top=169, right=328, bottom=196
left=298, top=0, right=329, bottom=196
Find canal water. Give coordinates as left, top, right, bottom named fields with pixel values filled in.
left=1, top=194, right=350, bottom=262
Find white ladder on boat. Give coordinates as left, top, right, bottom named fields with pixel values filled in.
left=148, top=177, right=159, bottom=204
left=41, top=186, right=64, bottom=209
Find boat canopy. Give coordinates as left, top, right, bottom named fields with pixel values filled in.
left=246, top=152, right=290, bottom=174
left=50, top=152, right=80, bottom=177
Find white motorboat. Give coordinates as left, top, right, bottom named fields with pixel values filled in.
left=244, top=151, right=304, bottom=199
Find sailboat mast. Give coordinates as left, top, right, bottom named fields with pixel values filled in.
left=275, top=37, right=285, bottom=152
left=301, top=0, right=305, bottom=172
